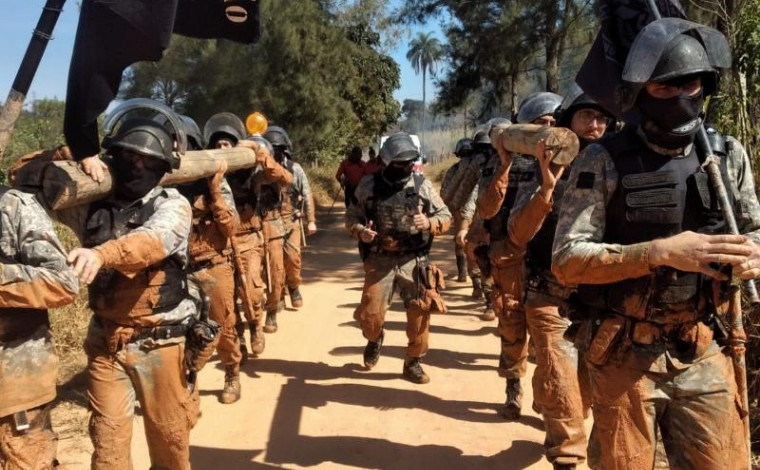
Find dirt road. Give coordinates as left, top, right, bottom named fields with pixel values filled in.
left=55, top=208, right=591, bottom=469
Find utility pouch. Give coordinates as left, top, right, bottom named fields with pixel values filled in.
left=184, top=294, right=220, bottom=373
left=586, top=315, right=628, bottom=367
left=410, top=262, right=447, bottom=314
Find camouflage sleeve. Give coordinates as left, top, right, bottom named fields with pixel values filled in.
left=507, top=162, right=552, bottom=250
left=551, top=144, right=651, bottom=286
left=422, top=179, right=452, bottom=235
left=345, top=177, right=373, bottom=239
left=209, top=178, right=238, bottom=239
left=726, top=138, right=760, bottom=242
left=94, top=189, right=192, bottom=275
left=447, top=156, right=482, bottom=212
left=477, top=164, right=510, bottom=220
left=459, top=184, right=478, bottom=224
left=440, top=163, right=457, bottom=198
left=296, top=164, right=316, bottom=223
left=0, top=191, right=79, bottom=309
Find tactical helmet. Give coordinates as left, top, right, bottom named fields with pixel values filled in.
left=263, top=126, right=293, bottom=152
left=179, top=115, right=204, bottom=150
left=472, top=130, right=490, bottom=146
left=650, top=34, right=717, bottom=93
left=516, top=92, right=563, bottom=124
left=557, top=84, right=614, bottom=128
left=107, top=118, right=176, bottom=168
left=204, top=112, right=246, bottom=148
left=454, top=138, right=474, bottom=158
left=379, top=132, right=419, bottom=166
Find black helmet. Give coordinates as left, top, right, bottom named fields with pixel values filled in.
left=204, top=112, right=246, bottom=148
left=179, top=115, right=204, bottom=150
left=107, top=118, right=176, bottom=169
left=380, top=132, right=419, bottom=166
left=263, top=126, right=293, bottom=152
left=516, top=92, right=563, bottom=124
left=650, top=34, right=717, bottom=92
left=472, top=130, right=490, bottom=146
left=557, top=84, right=614, bottom=128
left=454, top=138, right=474, bottom=158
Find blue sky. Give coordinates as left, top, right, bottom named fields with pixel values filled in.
left=0, top=1, right=440, bottom=105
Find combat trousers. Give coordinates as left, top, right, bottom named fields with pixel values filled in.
left=587, top=344, right=748, bottom=470
left=85, top=323, right=195, bottom=470
left=264, top=236, right=285, bottom=314
left=283, top=223, right=302, bottom=291
left=235, top=231, right=266, bottom=326
left=525, top=290, right=588, bottom=466
left=491, top=262, right=528, bottom=379
left=354, top=253, right=430, bottom=358
left=188, top=262, right=241, bottom=367
left=0, top=406, right=58, bottom=470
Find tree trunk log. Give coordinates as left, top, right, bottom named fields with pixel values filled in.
left=492, top=124, right=579, bottom=166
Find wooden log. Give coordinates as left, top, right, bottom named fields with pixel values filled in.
left=492, top=124, right=580, bottom=166
left=40, top=147, right=258, bottom=210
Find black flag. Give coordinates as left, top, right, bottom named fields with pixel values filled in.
left=64, top=0, right=261, bottom=160
left=575, top=0, right=686, bottom=120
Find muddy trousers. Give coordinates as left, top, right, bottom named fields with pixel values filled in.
left=283, top=223, right=302, bottom=290
left=188, top=263, right=241, bottom=367
left=264, top=236, right=285, bottom=314
left=353, top=253, right=430, bottom=358
left=235, top=232, right=266, bottom=327
left=587, top=347, right=748, bottom=470
left=491, top=262, right=528, bottom=379
left=85, top=328, right=195, bottom=470
left=525, top=290, right=588, bottom=466
left=0, top=406, right=58, bottom=470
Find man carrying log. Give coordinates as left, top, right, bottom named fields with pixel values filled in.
left=440, top=138, right=475, bottom=283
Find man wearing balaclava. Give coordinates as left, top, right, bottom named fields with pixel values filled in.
left=346, top=132, right=451, bottom=384
left=553, top=22, right=758, bottom=469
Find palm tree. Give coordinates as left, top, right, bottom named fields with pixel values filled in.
left=406, top=32, right=444, bottom=152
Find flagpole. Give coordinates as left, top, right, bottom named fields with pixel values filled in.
left=0, top=0, right=67, bottom=162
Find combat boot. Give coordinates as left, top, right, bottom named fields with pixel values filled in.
left=456, top=254, right=467, bottom=282
left=220, top=365, right=241, bottom=404
left=471, top=276, right=483, bottom=299
left=500, top=378, right=523, bottom=420
left=250, top=322, right=265, bottom=356
left=289, top=286, right=303, bottom=309
left=480, top=295, right=496, bottom=321
left=264, top=310, right=278, bottom=333
left=235, top=322, right=249, bottom=365
left=403, top=357, right=430, bottom=384
left=363, top=330, right=384, bottom=369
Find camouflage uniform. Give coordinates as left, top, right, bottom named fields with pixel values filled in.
left=280, top=160, right=315, bottom=304
left=477, top=155, right=535, bottom=382
left=0, top=188, right=78, bottom=470
left=56, top=186, right=196, bottom=470
left=552, top=129, right=756, bottom=470
left=229, top=155, right=293, bottom=346
left=441, top=160, right=476, bottom=279
left=346, top=173, right=451, bottom=363
left=506, top=158, right=590, bottom=466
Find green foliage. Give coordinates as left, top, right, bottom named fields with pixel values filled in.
left=121, top=0, right=400, bottom=165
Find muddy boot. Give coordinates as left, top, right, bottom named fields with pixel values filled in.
left=264, top=310, right=278, bottom=333
left=500, top=378, right=523, bottom=420
left=402, top=357, right=430, bottom=384
left=456, top=254, right=467, bottom=282
left=220, top=365, right=241, bottom=404
left=289, top=286, right=303, bottom=309
left=363, top=330, right=384, bottom=369
left=235, top=322, right=249, bottom=365
left=471, top=276, right=483, bottom=299
left=480, top=295, right=495, bottom=321
left=250, top=322, right=265, bottom=357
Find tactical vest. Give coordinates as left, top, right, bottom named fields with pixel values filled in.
left=485, top=155, right=536, bottom=243
left=228, top=175, right=263, bottom=235
left=577, top=127, right=729, bottom=322
left=526, top=169, right=570, bottom=273
left=278, top=159, right=299, bottom=218
left=184, top=191, right=232, bottom=265
left=366, top=173, right=431, bottom=254
left=84, top=191, right=187, bottom=324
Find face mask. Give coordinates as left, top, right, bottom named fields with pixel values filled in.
left=383, top=161, right=414, bottom=184
left=637, top=91, right=704, bottom=149
left=112, top=156, right=167, bottom=201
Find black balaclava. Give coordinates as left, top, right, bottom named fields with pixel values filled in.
left=273, top=145, right=290, bottom=163
left=636, top=86, right=704, bottom=150
left=382, top=160, right=414, bottom=186
left=111, top=152, right=168, bottom=201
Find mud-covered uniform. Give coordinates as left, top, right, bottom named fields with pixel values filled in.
left=477, top=155, right=536, bottom=380
left=346, top=173, right=451, bottom=359
left=441, top=160, right=476, bottom=277
left=56, top=186, right=196, bottom=470
left=280, top=159, right=315, bottom=294
left=552, top=126, right=755, bottom=469
left=229, top=156, right=293, bottom=335
left=181, top=178, right=241, bottom=369
left=0, top=188, right=78, bottom=470
left=506, top=157, right=590, bottom=466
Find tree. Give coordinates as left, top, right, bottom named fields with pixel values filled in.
left=2, top=98, right=66, bottom=181
left=406, top=31, right=443, bottom=149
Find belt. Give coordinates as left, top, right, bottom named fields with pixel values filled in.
left=527, top=275, right=574, bottom=300
left=189, top=255, right=229, bottom=272
left=131, top=324, right=188, bottom=342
